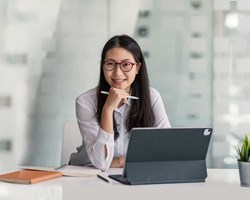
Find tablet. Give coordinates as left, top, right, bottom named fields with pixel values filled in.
left=109, top=127, right=212, bottom=185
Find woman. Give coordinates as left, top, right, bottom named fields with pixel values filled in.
left=71, top=35, right=171, bottom=171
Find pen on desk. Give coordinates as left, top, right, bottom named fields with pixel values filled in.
left=97, top=174, right=110, bottom=183
left=101, top=91, right=139, bottom=100
left=55, top=164, right=67, bottom=170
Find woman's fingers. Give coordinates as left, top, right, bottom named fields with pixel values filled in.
left=104, top=88, right=129, bottom=109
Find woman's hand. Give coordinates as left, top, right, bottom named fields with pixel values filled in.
left=103, top=87, right=129, bottom=111
left=110, top=156, right=125, bottom=168
left=100, top=88, right=129, bottom=156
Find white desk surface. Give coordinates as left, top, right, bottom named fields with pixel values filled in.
left=0, top=168, right=249, bottom=200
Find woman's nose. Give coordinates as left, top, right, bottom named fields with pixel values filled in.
left=113, top=64, right=123, bottom=75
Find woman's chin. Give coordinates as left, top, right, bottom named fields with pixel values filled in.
left=111, top=84, right=124, bottom=89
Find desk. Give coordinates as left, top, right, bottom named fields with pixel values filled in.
left=0, top=168, right=248, bottom=200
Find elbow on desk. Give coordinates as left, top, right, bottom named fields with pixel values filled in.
left=89, top=149, right=113, bottom=172
left=88, top=146, right=113, bottom=172
left=89, top=155, right=111, bottom=172
left=91, top=161, right=110, bottom=172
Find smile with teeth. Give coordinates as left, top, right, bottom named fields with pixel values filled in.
left=112, top=79, right=125, bottom=83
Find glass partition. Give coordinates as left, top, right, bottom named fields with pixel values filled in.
left=1, top=0, right=250, bottom=168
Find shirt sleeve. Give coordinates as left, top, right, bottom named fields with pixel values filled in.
left=76, top=98, right=114, bottom=171
left=150, top=88, right=171, bottom=128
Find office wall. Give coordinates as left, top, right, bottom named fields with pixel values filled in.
left=20, top=0, right=141, bottom=167
left=213, top=0, right=250, bottom=167
left=1, top=0, right=250, bottom=168
left=0, top=0, right=62, bottom=167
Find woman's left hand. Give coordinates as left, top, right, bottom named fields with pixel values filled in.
left=110, top=156, right=125, bottom=168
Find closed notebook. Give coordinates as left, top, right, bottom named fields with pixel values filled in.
left=0, top=169, right=63, bottom=184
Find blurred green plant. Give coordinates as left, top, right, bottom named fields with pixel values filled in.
left=236, top=135, right=250, bottom=162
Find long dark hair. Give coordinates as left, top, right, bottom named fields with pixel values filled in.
left=96, top=35, right=155, bottom=137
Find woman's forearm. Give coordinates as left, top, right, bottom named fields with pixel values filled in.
left=100, top=106, right=113, bottom=133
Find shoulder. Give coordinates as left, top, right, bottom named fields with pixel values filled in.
left=149, top=87, right=161, bottom=99
left=76, top=87, right=98, bottom=108
left=149, top=87, right=164, bottom=106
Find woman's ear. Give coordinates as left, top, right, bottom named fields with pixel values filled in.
left=136, top=63, right=141, bottom=74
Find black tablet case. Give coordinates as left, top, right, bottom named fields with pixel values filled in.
left=109, top=128, right=212, bottom=185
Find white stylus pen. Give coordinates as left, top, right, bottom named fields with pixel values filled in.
left=101, top=91, right=139, bottom=100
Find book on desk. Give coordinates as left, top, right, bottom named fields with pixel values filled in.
left=0, top=170, right=62, bottom=184
left=0, top=165, right=101, bottom=184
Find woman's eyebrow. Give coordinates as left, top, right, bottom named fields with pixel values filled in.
left=105, top=58, right=132, bottom=62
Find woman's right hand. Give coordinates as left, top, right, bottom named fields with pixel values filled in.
left=103, top=87, right=129, bottom=111
left=100, top=87, right=129, bottom=135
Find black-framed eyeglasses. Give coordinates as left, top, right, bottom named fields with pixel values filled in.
left=103, top=60, right=137, bottom=72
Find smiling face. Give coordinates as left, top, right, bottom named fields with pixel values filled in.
left=103, top=47, right=140, bottom=93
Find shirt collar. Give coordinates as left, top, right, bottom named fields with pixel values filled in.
left=115, top=98, right=131, bottom=113
left=126, top=98, right=132, bottom=106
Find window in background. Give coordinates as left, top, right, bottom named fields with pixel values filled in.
left=213, top=0, right=250, bottom=168
left=1, top=0, right=250, bottom=169
left=0, top=0, right=62, bottom=169
left=134, top=0, right=213, bottom=166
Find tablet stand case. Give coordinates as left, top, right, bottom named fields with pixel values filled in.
left=109, top=128, right=212, bottom=185
left=125, top=160, right=207, bottom=185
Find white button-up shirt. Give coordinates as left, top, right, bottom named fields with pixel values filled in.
left=75, top=87, right=171, bottom=171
